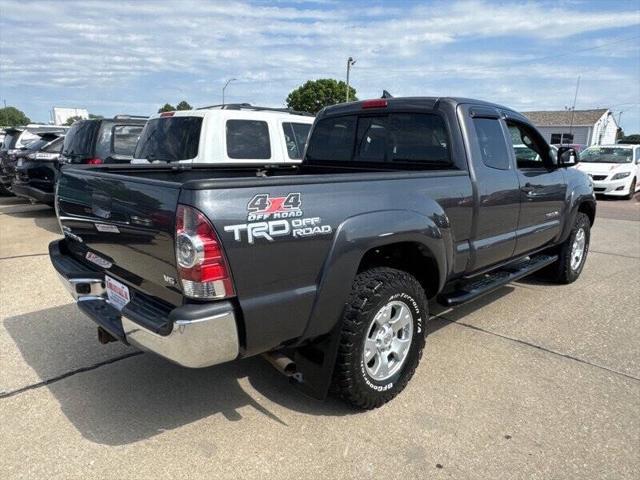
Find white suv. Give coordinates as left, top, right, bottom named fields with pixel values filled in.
left=133, top=104, right=314, bottom=165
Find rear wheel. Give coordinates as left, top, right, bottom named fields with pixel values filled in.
left=331, top=267, right=428, bottom=409
left=548, top=212, right=590, bottom=284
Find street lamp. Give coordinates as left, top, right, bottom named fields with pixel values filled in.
left=222, top=78, right=237, bottom=106
left=346, top=57, right=356, bottom=102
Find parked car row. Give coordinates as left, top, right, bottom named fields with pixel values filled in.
left=0, top=104, right=314, bottom=206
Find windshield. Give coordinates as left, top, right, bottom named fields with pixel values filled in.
left=580, top=147, right=633, bottom=164
left=63, top=121, right=99, bottom=158
left=134, top=116, right=202, bottom=162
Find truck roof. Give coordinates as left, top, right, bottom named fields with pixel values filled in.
left=320, top=96, right=519, bottom=117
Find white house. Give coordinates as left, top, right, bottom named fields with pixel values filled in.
left=522, top=109, right=618, bottom=146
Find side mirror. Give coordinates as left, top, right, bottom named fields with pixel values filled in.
left=558, top=146, right=579, bottom=167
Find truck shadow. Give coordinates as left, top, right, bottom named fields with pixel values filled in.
left=1, top=206, right=60, bottom=235
left=4, top=304, right=352, bottom=446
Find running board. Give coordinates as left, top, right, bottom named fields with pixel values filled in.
left=437, top=254, right=558, bottom=307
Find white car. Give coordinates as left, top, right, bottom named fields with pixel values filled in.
left=133, top=104, right=314, bottom=165
left=577, top=144, right=640, bottom=199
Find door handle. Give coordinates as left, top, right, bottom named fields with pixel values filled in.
left=521, top=183, right=536, bottom=196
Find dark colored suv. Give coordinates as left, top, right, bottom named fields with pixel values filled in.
left=11, top=134, right=65, bottom=205
left=60, top=116, right=147, bottom=165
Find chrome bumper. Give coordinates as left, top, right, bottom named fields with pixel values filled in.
left=56, top=273, right=240, bottom=368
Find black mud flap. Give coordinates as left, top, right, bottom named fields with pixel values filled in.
left=77, top=299, right=128, bottom=344
left=292, top=322, right=343, bottom=400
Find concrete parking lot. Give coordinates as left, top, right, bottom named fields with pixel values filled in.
left=1, top=195, right=638, bottom=480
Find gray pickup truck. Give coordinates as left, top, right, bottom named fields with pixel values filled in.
left=50, top=97, right=595, bottom=409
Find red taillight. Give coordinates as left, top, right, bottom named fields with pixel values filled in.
left=362, top=99, right=388, bottom=109
left=160, top=111, right=175, bottom=117
left=85, top=158, right=103, bottom=165
left=175, top=204, right=234, bottom=299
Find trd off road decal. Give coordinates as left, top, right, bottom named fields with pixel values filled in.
left=224, top=193, right=332, bottom=244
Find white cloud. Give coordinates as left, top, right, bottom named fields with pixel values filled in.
left=0, top=0, right=638, bottom=129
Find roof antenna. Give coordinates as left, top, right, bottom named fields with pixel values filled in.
left=381, top=90, right=393, bottom=99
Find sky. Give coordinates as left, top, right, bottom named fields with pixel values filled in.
left=1, top=0, right=639, bottom=132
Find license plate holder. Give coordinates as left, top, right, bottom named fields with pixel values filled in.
left=105, top=276, right=130, bottom=311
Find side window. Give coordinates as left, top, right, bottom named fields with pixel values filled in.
left=508, top=121, right=548, bottom=169
left=473, top=118, right=511, bottom=170
left=226, top=120, right=271, bottom=159
left=282, top=122, right=311, bottom=159
left=112, top=125, right=144, bottom=156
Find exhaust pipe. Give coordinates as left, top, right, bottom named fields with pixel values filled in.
left=263, top=352, right=301, bottom=381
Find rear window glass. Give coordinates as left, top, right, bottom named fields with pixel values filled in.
left=43, top=137, right=64, bottom=153
left=226, top=120, right=271, bottom=159
left=113, top=125, right=143, bottom=155
left=63, top=121, right=99, bottom=157
left=134, top=117, right=202, bottom=162
left=473, top=118, right=510, bottom=170
left=282, top=122, right=311, bottom=159
left=306, top=113, right=450, bottom=167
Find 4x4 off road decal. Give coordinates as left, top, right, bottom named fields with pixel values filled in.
left=224, top=193, right=332, bottom=244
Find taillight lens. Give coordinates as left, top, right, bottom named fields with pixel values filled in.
left=85, top=158, right=103, bottom=165
left=175, top=204, right=234, bottom=299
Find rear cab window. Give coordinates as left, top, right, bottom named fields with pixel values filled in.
left=305, top=112, right=451, bottom=169
left=134, top=116, right=202, bottom=162
left=226, top=119, right=271, bottom=160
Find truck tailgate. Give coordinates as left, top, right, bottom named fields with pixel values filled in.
left=56, top=168, right=183, bottom=307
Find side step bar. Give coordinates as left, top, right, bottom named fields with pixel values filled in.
left=437, top=254, right=558, bottom=307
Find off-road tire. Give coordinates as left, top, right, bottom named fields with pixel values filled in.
left=331, top=267, right=428, bottom=409
left=549, top=212, right=590, bottom=284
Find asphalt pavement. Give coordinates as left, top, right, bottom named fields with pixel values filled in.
left=0, top=194, right=638, bottom=480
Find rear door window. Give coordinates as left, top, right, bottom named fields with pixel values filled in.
left=282, top=122, right=311, bottom=159
left=473, top=118, right=511, bottom=170
left=112, top=125, right=144, bottom=155
left=135, top=117, right=202, bottom=161
left=226, top=120, right=271, bottom=159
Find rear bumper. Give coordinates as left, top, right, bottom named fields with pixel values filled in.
left=11, top=182, right=55, bottom=204
left=49, top=239, right=240, bottom=368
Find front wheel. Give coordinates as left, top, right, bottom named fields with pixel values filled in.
left=625, top=178, right=636, bottom=200
left=331, top=267, right=428, bottom=409
left=549, top=212, right=591, bottom=284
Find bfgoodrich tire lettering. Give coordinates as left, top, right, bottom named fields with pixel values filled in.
left=331, top=267, right=428, bottom=409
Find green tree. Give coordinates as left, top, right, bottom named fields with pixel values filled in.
left=619, top=134, right=640, bottom=145
left=65, top=115, right=84, bottom=126
left=158, top=103, right=176, bottom=113
left=176, top=100, right=192, bottom=110
left=89, top=113, right=104, bottom=119
left=286, top=79, right=357, bottom=114
left=0, top=106, right=31, bottom=126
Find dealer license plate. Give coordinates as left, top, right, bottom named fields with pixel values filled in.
left=105, top=276, right=130, bottom=311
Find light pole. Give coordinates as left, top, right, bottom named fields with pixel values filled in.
left=346, top=57, right=356, bottom=102
left=222, top=78, right=237, bottom=106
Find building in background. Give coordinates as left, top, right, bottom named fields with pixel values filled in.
left=522, top=109, right=618, bottom=146
left=51, top=107, right=89, bottom=126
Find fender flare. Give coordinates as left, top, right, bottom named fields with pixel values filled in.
left=299, top=208, right=452, bottom=342
left=560, top=186, right=596, bottom=243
